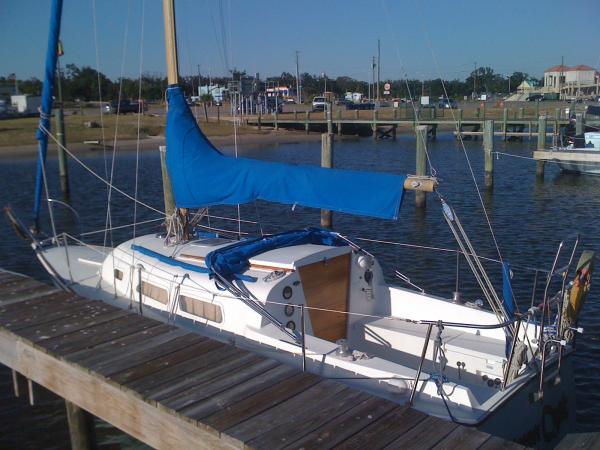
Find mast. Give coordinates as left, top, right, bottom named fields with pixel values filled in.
left=162, top=0, right=179, bottom=86
left=161, top=0, right=187, bottom=238
left=32, top=0, right=63, bottom=230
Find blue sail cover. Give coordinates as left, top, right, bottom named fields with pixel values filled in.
left=33, top=0, right=63, bottom=224
left=205, top=227, right=347, bottom=281
left=166, top=86, right=406, bottom=219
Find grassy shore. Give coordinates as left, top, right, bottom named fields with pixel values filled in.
left=0, top=113, right=262, bottom=147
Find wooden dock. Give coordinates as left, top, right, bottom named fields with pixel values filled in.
left=0, top=269, right=526, bottom=449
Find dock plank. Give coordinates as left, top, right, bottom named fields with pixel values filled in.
left=126, top=343, right=242, bottom=396
left=0, top=271, right=524, bottom=450
left=92, top=332, right=203, bottom=376
left=224, top=380, right=349, bottom=446
left=0, top=277, right=60, bottom=305
left=181, top=363, right=298, bottom=419
left=204, top=371, right=321, bottom=431
left=39, top=313, right=159, bottom=354
left=383, top=416, right=459, bottom=450
left=0, top=325, right=235, bottom=449
left=282, top=396, right=397, bottom=450
left=65, top=323, right=173, bottom=363
left=161, top=357, right=280, bottom=411
left=0, top=292, right=82, bottom=329
left=555, top=432, right=600, bottom=450
left=334, top=406, right=427, bottom=450
left=108, top=336, right=211, bottom=384
left=436, top=425, right=491, bottom=449
left=17, top=307, right=131, bottom=343
left=70, top=326, right=188, bottom=367
left=147, top=352, right=262, bottom=402
left=246, top=389, right=373, bottom=450
left=0, top=271, right=24, bottom=283
left=479, top=435, right=527, bottom=449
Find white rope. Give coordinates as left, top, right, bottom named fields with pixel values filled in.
left=381, top=0, right=437, bottom=177
left=493, top=151, right=600, bottom=168
left=91, top=0, right=109, bottom=183
left=133, top=0, right=146, bottom=249
left=103, top=0, right=132, bottom=250
left=38, top=147, right=58, bottom=241
left=80, top=217, right=163, bottom=237
left=38, top=123, right=166, bottom=216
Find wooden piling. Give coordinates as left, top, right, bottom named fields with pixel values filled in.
left=305, top=111, right=310, bottom=134
left=55, top=104, right=69, bottom=196
left=320, top=132, right=333, bottom=228
left=65, top=401, right=97, bottom=450
left=536, top=116, right=546, bottom=179
left=415, top=125, right=427, bottom=208
left=502, top=108, right=508, bottom=141
left=518, top=107, right=524, bottom=119
left=457, top=109, right=463, bottom=138
left=576, top=113, right=584, bottom=136
left=55, top=65, right=69, bottom=196
left=482, top=102, right=486, bottom=120
left=274, top=109, right=278, bottom=131
left=484, top=120, right=494, bottom=190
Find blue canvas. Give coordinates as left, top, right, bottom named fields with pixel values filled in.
left=165, top=86, right=406, bottom=220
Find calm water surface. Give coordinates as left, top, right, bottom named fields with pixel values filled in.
left=1, top=133, right=599, bottom=447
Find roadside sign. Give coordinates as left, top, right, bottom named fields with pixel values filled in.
left=384, top=83, right=391, bottom=91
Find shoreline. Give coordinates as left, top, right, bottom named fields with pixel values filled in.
left=0, top=129, right=330, bottom=161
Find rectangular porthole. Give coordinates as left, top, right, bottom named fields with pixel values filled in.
left=114, top=269, right=124, bottom=281
left=179, top=295, right=223, bottom=323
left=140, top=281, right=169, bottom=305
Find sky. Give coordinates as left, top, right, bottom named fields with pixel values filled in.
left=1, top=0, right=599, bottom=82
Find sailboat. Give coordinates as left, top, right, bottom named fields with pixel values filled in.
left=5, top=0, right=595, bottom=447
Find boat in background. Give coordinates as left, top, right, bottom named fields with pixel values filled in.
left=551, top=132, right=600, bottom=175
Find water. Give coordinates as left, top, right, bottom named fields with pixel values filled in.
left=1, top=133, right=599, bottom=447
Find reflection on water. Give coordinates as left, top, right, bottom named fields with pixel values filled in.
left=1, top=132, right=599, bottom=446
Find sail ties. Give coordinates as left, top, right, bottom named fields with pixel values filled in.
left=440, top=197, right=515, bottom=335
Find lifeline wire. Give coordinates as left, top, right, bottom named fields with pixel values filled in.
left=38, top=123, right=165, bottom=217
left=103, top=0, right=132, bottom=250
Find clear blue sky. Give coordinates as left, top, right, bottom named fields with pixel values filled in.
left=1, top=0, right=598, bottom=82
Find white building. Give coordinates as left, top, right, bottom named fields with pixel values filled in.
left=10, top=94, right=41, bottom=114
left=543, top=65, right=599, bottom=98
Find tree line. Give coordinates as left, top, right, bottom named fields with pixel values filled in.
left=2, top=64, right=540, bottom=103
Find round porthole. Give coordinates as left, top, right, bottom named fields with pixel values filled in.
left=283, top=286, right=293, bottom=299
left=284, top=304, right=295, bottom=317
left=286, top=320, right=296, bottom=331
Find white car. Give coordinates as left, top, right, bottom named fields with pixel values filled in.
left=312, top=96, right=327, bottom=111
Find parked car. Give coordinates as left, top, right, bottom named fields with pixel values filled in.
left=526, top=94, right=543, bottom=102
left=312, top=96, right=327, bottom=112
left=104, top=99, right=147, bottom=114
left=266, top=97, right=283, bottom=113
left=438, top=98, right=458, bottom=109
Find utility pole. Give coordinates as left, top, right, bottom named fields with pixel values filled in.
left=197, top=64, right=201, bottom=96
left=473, top=61, right=477, bottom=97
left=295, top=50, right=301, bottom=104
left=376, top=39, right=381, bottom=101
left=371, top=56, right=376, bottom=102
